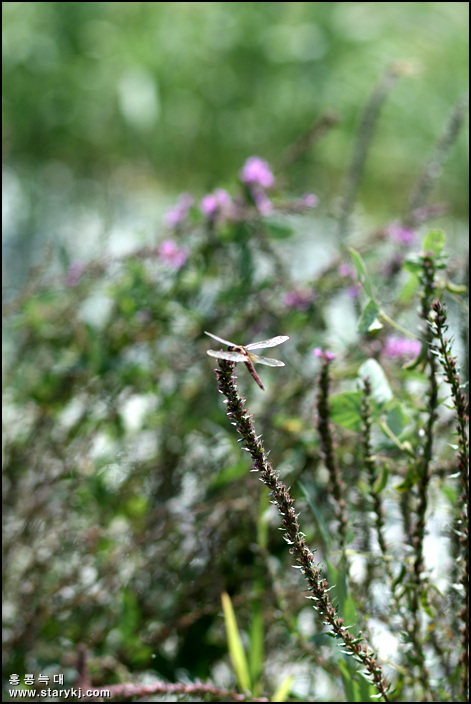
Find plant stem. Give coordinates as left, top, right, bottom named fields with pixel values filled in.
left=214, top=359, right=391, bottom=702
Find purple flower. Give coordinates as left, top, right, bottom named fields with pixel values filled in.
left=383, top=336, right=421, bottom=359
left=253, top=189, right=274, bottom=216
left=337, top=264, right=360, bottom=297
left=157, top=239, right=189, bottom=270
left=283, top=288, right=316, bottom=311
left=346, top=285, right=360, bottom=298
left=240, top=156, right=275, bottom=189
left=301, top=193, right=318, bottom=208
left=200, top=188, right=233, bottom=218
left=387, top=224, right=416, bottom=245
left=338, top=263, right=355, bottom=278
left=314, top=347, right=336, bottom=361
left=163, top=193, right=194, bottom=228
left=65, top=261, right=86, bottom=287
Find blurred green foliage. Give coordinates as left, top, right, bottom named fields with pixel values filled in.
left=2, top=3, right=469, bottom=701
left=2, top=2, right=468, bottom=192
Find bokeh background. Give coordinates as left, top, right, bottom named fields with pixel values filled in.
left=3, top=1, right=468, bottom=294
left=2, top=2, right=469, bottom=702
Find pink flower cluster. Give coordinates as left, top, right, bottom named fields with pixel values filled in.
left=157, top=239, right=189, bottom=270
left=163, top=193, right=194, bottom=228
left=200, top=188, right=233, bottom=218
left=162, top=156, right=318, bottom=237
left=301, top=193, right=318, bottom=208
left=240, top=156, right=276, bottom=216
left=383, top=336, right=421, bottom=359
left=65, top=261, right=86, bottom=287
left=386, top=224, right=416, bottom=245
left=337, top=263, right=360, bottom=298
left=313, top=347, right=336, bottom=361
left=283, top=288, right=316, bottom=311
left=240, top=156, right=275, bottom=189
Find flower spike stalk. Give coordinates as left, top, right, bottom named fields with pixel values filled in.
left=213, top=358, right=391, bottom=702
left=429, top=300, right=469, bottom=700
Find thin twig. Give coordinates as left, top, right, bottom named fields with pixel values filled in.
left=338, top=68, right=401, bottom=239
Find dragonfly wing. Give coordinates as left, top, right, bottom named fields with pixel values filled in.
left=246, top=335, right=289, bottom=350
left=207, top=349, right=246, bottom=362
left=248, top=353, right=285, bottom=367
left=204, top=331, right=237, bottom=347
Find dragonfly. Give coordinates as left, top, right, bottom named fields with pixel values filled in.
left=205, top=331, right=289, bottom=390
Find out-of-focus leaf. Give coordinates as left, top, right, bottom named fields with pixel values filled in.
left=394, top=464, right=420, bottom=492
left=271, top=675, right=294, bottom=702
left=330, top=392, right=364, bottom=431
left=373, top=465, right=389, bottom=494
left=358, top=299, right=383, bottom=333
left=385, top=402, right=412, bottom=437
left=422, top=229, right=445, bottom=256
left=221, top=591, right=251, bottom=693
left=208, top=461, right=248, bottom=491
left=325, top=560, right=356, bottom=627
left=299, top=481, right=331, bottom=550
left=265, top=219, right=294, bottom=239
left=249, top=598, right=264, bottom=694
left=349, top=248, right=374, bottom=299
left=402, top=256, right=423, bottom=275
left=398, top=272, right=419, bottom=303
left=338, top=657, right=377, bottom=702
left=392, top=564, right=407, bottom=589
left=445, top=280, right=467, bottom=294
left=421, top=590, right=434, bottom=618
left=358, top=359, right=393, bottom=405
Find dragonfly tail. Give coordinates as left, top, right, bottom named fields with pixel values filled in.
left=244, top=361, right=265, bottom=390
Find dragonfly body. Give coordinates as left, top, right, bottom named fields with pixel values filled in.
left=205, top=331, right=289, bottom=390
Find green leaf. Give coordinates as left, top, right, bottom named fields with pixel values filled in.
left=338, top=658, right=377, bottom=702
left=330, top=391, right=364, bottom=431
left=401, top=342, right=427, bottom=371
left=357, top=672, right=379, bottom=703
left=249, top=599, right=264, bottom=692
left=271, top=676, right=294, bottom=702
left=398, top=272, right=419, bottom=303
left=420, top=590, right=434, bottom=618
left=257, top=492, right=271, bottom=550
left=325, top=560, right=356, bottom=626
left=208, top=460, right=248, bottom=491
left=249, top=530, right=265, bottom=697
left=299, top=481, right=331, bottom=550
left=385, top=402, right=411, bottom=437
left=265, top=219, right=294, bottom=239
left=349, top=248, right=374, bottom=298
left=221, top=591, right=251, bottom=692
left=378, top=420, right=416, bottom=456
left=445, top=280, right=467, bottom=294
left=358, top=299, right=383, bottom=333
left=358, top=359, right=393, bottom=405
left=373, top=465, right=389, bottom=494
left=391, top=564, right=407, bottom=589
left=422, top=229, right=445, bottom=256
left=394, top=463, right=420, bottom=492
left=402, top=256, right=423, bottom=275
left=338, top=658, right=357, bottom=703
left=325, top=560, right=346, bottom=607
